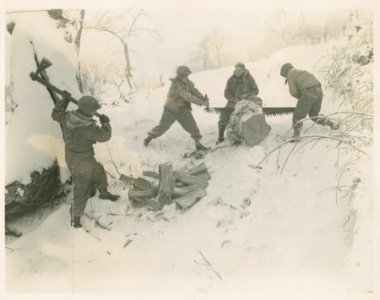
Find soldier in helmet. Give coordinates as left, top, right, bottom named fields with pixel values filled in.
left=143, top=66, right=209, bottom=150
left=280, top=63, right=339, bottom=141
left=217, top=62, right=260, bottom=144
left=52, top=95, right=119, bottom=228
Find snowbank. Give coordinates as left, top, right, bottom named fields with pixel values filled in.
left=5, top=11, right=81, bottom=185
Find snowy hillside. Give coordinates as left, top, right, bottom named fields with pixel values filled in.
left=4, top=14, right=373, bottom=298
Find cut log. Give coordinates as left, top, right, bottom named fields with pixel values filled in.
left=157, top=163, right=175, bottom=205
left=172, top=185, right=199, bottom=198
left=175, top=187, right=207, bottom=210
left=188, top=163, right=211, bottom=180
left=142, top=170, right=159, bottom=179
left=120, top=175, right=157, bottom=191
left=174, top=171, right=209, bottom=188
left=128, top=189, right=157, bottom=199
left=188, top=162, right=208, bottom=176
left=236, top=112, right=271, bottom=146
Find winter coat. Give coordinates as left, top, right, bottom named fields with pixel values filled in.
left=286, top=69, right=321, bottom=99
left=51, top=99, right=111, bottom=156
left=164, top=77, right=206, bottom=113
left=224, top=69, right=259, bottom=107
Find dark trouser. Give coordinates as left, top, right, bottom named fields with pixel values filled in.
left=217, top=107, right=235, bottom=136
left=66, top=150, right=108, bottom=217
left=148, top=106, right=202, bottom=141
left=293, top=85, right=326, bottom=130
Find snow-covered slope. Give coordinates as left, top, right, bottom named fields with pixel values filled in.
left=5, top=27, right=373, bottom=298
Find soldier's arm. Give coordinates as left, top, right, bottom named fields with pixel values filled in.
left=248, top=75, right=259, bottom=96
left=51, top=97, right=70, bottom=123
left=224, top=78, right=236, bottom=102
left=188, top=82, right=206, bottom=101
left=86, top=123, right=112, bottom=143
left=287, top=74, right=300, bottom=98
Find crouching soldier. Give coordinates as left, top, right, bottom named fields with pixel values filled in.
left=143, top=66, right=209, bottom=150
left=52, top=95, right=119, bottom=228
left=217, top=62, right=260, bottom=144
left=280, top=63, right=339, bottom=141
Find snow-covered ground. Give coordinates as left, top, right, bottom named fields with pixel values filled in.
left=4, top=11, right=374, bottom=299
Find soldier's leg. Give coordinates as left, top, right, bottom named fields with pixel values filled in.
left=309, top=89, right=339, bottom=130
left=217, top=108, right=233, bottom=142
left=145, top=108, right=177, bottom=145
left=176, top=108, right=207, bottom=150
left=292, top=94, right=315, bottom=139
left=71, top=169, right=92, bottom=227
left=92, top=161, right=119, bottom=201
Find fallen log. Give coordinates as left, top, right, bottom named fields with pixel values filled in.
left=175, top=187, right=207, bottom=210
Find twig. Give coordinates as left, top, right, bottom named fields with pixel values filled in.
left=123, top=239, right=133, bottom=248
left=106, top=144, right=121, bottom=176
left=196, top=249, right=224, bottom=282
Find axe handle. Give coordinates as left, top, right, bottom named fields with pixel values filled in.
left=30, top=72, right=102, bottom=118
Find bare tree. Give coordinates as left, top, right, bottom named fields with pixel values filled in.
left=84, top=9, right=160, bottom=91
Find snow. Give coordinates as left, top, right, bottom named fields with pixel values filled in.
left=4, top=10, right=375, bottom=299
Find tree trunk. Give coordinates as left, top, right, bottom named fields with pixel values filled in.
left=75, top=9, right=85, bottom=93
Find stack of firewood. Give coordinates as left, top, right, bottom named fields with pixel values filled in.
left=120, top=162, right=211, bottom=211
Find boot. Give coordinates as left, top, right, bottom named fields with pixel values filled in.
left=326, top=119, right=340, bottom=130
left=71, top=216, right=82, bottom=228
left=195, top=140, right=207, bottom=151
left=216, top=137, right=225, bottom=145
left=99, top=190, right=119, bottom=201
left=143, top=136, right=152, bottom=147
left=290, top=126, right=301, bottom=142
left=216, top=127, right=225, bottom=145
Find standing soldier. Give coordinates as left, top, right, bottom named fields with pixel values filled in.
left=143, top=66, right=209, bottom=150
left=217, top=62, right=260, bottom=144
left=280, top=63, right=339, bottom=141
left=52, top=95, right=119, bottom=228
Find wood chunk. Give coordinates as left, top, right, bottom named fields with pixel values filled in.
left=188, top=162, right=208, bottom=176
left=120, top=174, right=157, bottom=191
left=172, top=185, right=199, bottom=198
left=128, top=189, right=157, bottom=199
left=239, top=113, right=271, bottom=146
left=174, top=171, right=208, bottom=187
left=157, top=163, right=175, bottom=205
left=142, top=170, right=159, bottom=179
left=175, top=187, right=207, bottom=210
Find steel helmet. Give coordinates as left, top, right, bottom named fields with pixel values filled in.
left=176, top=65, right=192, bottom=76
left=78, top=95, right=101, bottom=115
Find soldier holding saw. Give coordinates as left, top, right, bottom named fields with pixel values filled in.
left=280, top=63, right=339, bottom=141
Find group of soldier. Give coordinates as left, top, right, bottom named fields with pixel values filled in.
left=52, top=61, right=339, bottom=228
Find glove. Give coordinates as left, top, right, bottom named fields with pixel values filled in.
left=99, top=114, right=110, bottom=124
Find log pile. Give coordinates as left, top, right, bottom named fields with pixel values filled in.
left=121, top=162, right=210, bottom=211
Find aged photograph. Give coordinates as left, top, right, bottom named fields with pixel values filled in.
left=2, top=1, right=377, bottom=299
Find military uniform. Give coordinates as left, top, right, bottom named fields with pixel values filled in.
left=52, top=96, right=116, bottom=227
left=281, top=64, right=339, bottom=139
left=218, top=66, right=259, bottom=142
left=145, top=66, right=208, bottom=149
